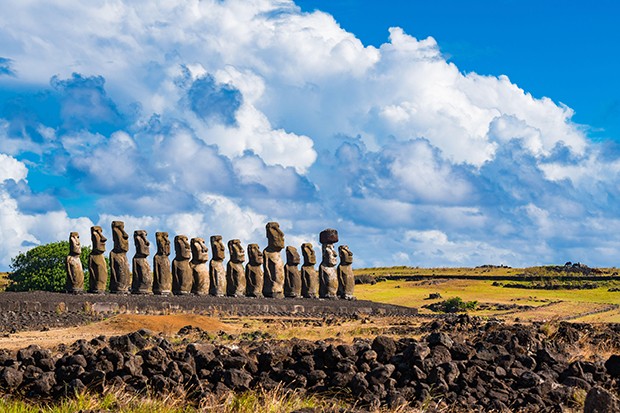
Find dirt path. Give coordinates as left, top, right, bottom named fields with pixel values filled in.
left=0, top=314, right=235, bottom=351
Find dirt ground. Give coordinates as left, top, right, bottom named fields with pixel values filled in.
left=0, top=314, right=234, bottom=351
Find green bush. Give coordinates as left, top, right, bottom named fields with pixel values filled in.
left=6, top=241, right=90, bottom=292
left=441, top=296, right=478, bottom=313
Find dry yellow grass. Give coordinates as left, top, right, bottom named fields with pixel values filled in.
left=355, top=279, right=620, bottom=322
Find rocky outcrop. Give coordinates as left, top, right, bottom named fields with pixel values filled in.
left=0, top=320, right=618, bottom=411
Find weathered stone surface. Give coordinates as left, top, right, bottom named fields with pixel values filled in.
left=226, top=239, right=246, bottom=297
left=152, top=232, right=172, bottom=295
left=319, top=228, right=339, bottom=245
left=319, top=243, right=338, bottom=299
left=263, top=222, right=285, bottom=298
left=284, top=246, right=302, bottom=298
left=245, top=243, right=264, bottom=298
left=584, top=386, right=620, bottom=413
left=190, top=237, right=209, bottom=295
left=109, top=221, right=131, bottom=294
left=88, top=226, right=108, bottom=294
left=172, top=235, right=192, bottom=295
left=605, top=354, right=620, bottom=378
left=209, top=235, right=227, bottom=297
left=301, top=243, right=319, bottom=298
left=132, top=230, right=152, bottom=294
left=65, top=232, right=84, bottom=293
left=337, top=245, right=354, bottom=300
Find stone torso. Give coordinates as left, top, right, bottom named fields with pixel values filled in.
left=301, top=265, right=319, bottom=298
left=284, top=246, right=301, bottom=298
left=191, top=238, right=210, bottom=295
left=245, top=243, right=263, bottom=297
left=209, top=260, right=226, bottom=296
left=209, top=236, right=227, bottom=296
left=132, top=230, right=152, bottom=294
left=337, top=245, right=355, bottom=300
left=88, top=226, right=108, bottom=294
left=109, top=221, right=131, bottom=294
left=172, top=235, right=192, bottom=295
left=65, top=255, right=84, bottom=293
left=153, top=232, right=172, bottom=295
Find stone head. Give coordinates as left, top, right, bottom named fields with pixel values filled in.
left=133, top=230, right=150, bottom=257
left=301, top=243, right=316, bottom=266
left=286, top=246, right=300, bottom=266
left=156, top=232, right=170, bottom=256
left=228, top=239, right=245, bottom=263
left=210, top=235, right=225, bottom=261
left=174, top=235, right=191, bottom=260
left=266, top=222, right=284, bottom=251
left=90, top=226, right=106, bottom=254
left=321, top=243, right=337, bottom=267
left=69, top=232, right=81, bottom=255
left=191, top=237, right=209, bottom=263
left=111, top=221, right=129, bottom=252
left=247, top=243, right=263, bottom=266
left=338, top=245, right=353, bottom=265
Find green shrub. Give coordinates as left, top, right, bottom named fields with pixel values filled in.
left=6, top=241, right=90, bottom=292
left=441, top=296, right=478, bottom=313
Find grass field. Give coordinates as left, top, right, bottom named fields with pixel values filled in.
left=354, top=265, right=619, bottom=278
left=355, top=277, right=620, bottom=322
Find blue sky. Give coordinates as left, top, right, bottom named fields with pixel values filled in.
left=1, top=0, right=620, bottom=269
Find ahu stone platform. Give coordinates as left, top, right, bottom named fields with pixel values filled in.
left=0, top=291, right=418, bottom=318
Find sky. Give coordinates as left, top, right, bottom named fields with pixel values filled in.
left=1, top=0, right=620, bottom=269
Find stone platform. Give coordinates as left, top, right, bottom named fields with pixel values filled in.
left=0, top=291, right=418, bottom=318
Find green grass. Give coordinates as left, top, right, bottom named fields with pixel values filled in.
left=0, top=385, right=353, bottom=413
left=355, top=265, right=619, bottom=278
left=0, top=272, right=8, bottom=291
left=355, top=279, right=620, bottom=321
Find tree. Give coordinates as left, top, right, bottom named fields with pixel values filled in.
left=6, top=241, right=91, bottom=292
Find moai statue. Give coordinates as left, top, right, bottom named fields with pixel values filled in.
left=209, top=235, right=227, bottom=296
left=190, top=237, right=210, bottom=295
left=284, top=246, right=302, bottom=298
left=245, top=243, right=264, bottom=297
left=337, top=245, right=355, bottom=300
left=301, top=242, right=319, bottom=298
left=319, top=228, right=339, bottom=299
left=109, top=221, right=131, bottom=294
left=263, top=222, right=285, bottom=298
left=172, top=235, right=192, bottom=295
left=89, top=226, right=108, bottom=294
left=153, top=232, right=172, bottom=295
left=65, top=232, right=84, bottom=293
left=131, top=230, right=152, bottom=294
left=226, top=239, right=246, bottom=297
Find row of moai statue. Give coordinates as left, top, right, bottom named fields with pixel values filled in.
left=66, top=221, right=355, bottom=299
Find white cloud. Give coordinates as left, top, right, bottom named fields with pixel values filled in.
left=0, top=0, right=618, bottom=269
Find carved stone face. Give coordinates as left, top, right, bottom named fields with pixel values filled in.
left=210, top=235, right=225, bottom=261
left=286, top=246, right=300, bottom=265
left=134, top=230, right=150, bottom=257
left=174, top=235, right=191, bottom=260
left=247, top=243, right=263, bottom=265
left=322, top=244, right=338, bottom=267
left=339, top=245, right=353, bottom=265
left=302, top=243, right=316, bottom=266
left=90, top=226, right=106, bottom=254
left=191, top=237, right=209, bottom=262
left=111, top=221, right=129, bottom=252
left=156, top=232, right=170, bottom=256
left=69, top=232, right=81, bottom=255
left=266, top=222, right=284, bottom=251
left=228, top=239, right=245, bottom=263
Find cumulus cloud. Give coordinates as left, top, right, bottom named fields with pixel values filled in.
left=0, top=0, right=618, bottom=268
